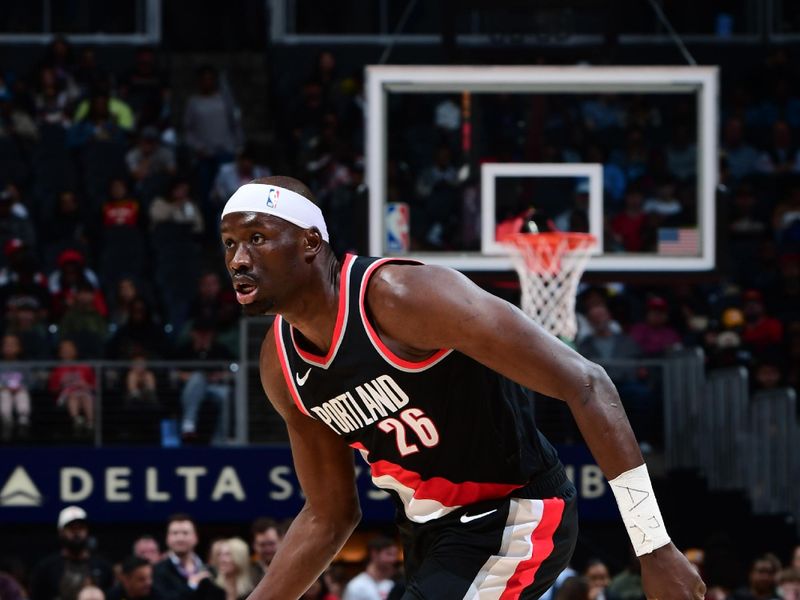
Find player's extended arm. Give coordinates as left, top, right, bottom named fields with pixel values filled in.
left=248, top=327, right=361, bottom=600
left=368, top=264, right=705, bottom=600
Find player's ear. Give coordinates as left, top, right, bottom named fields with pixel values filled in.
left=303, top=228, right=324, bottom=260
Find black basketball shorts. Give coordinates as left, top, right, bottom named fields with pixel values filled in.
left=397, top=475, right=578, bottom=600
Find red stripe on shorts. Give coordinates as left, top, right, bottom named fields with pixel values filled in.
left=499, top=497, right=566, bottom=599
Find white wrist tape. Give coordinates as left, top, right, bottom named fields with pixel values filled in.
left=221, top=183, right=329, bottom=242
left=608, top=463, right=671, bottom=556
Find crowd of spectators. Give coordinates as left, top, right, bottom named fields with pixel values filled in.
left=0, top=37, right=244, bottom=358
left=1, top=39, right=798, bottom=445
left=0, top=37, right=253, bottom=443
left=0, top=505, right=798, bottom=600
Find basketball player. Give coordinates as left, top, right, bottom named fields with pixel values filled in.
left=220, top=176, right=705, bottom=600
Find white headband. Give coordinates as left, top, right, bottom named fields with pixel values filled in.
left=221, top=183, right=329, bottom=242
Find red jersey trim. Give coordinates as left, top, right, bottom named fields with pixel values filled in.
left=290, top=254, right=356, bottom=369
left=499, top=497, right=565, bottom=599
left=274, top=316, right=311, bottom=417
left=359, top=258, right=453, bottom=373
left=367, top=456, right=523, bottom=507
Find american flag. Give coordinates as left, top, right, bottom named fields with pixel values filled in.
left=657, top=228, right=700, bottom=256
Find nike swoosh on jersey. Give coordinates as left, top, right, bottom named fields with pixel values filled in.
left=296, top=368, right=311, bottom=386
left=459, top=509, right=498, bottom=524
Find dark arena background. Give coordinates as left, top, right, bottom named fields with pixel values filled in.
left=0, top=1, right=799, bottom=599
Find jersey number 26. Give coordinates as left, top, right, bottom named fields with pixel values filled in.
left=377, top=408, right=440, bottom=456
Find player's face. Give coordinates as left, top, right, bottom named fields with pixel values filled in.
left=221, top=212, right=306, bottom=316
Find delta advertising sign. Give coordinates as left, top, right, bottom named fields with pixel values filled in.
left=0, top=445, right=615, bottom=523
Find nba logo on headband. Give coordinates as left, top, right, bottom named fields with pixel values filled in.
left=266, top=188, right=279, bottom=209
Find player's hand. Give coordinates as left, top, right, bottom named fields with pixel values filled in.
left=640, top=543, right=706, bottom=600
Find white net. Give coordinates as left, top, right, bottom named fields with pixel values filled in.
left=502, top=233, right=596, bottom=341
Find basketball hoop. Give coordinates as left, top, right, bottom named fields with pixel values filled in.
left=501, top=232, right=597, bottom=342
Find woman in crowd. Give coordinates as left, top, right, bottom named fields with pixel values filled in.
left=214, top=538, right=256, bottom=600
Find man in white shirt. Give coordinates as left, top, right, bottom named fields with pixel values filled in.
left=343, top=537, right=398, bottom=600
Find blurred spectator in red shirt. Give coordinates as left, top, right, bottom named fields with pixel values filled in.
left=610, top=184, right=647, bottom=252
left=741, top=289, right=783, bottom=353
left=49, top=339, right=96, bottom=437
left=629, top=296, right=682, bottom=356
left=102, top=177, right=140, bottom=227
left=49, top=249, right=105, bottom=318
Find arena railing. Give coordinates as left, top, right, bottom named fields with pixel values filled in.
left=659, top=351, right=799, bottom=531
left=0, top=360, right=244, bottom=447
left=749, top=388, right=799, bottom=523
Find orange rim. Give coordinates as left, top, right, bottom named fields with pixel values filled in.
left=500, top=232, right=597, bottom=251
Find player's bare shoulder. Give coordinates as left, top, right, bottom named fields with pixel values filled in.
left=366, top=262, right=479, bottom=353
left=367, top=262, right=466, bottom=315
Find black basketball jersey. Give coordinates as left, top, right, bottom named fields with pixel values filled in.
left=274, top=255, right=564, bottom=524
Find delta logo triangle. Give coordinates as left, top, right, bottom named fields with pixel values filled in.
left=0, top=466, right=43, bottom=507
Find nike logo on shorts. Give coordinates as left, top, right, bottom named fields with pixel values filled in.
left=460, top=509, right=498, bottom=524
left=296, top=368, right=311, bottom=386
